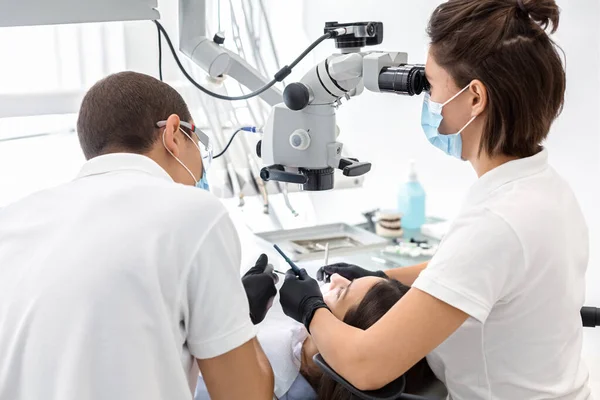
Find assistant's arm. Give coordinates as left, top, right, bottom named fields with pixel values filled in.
left=186, top=211, right=274, bottom=398
left=317, top=261, right=428, bottom=287
left=384, top=262, right=428, bottom=286
left=197, top=338, right=274, bottom=400
left=309, top=288, right=467, bottom=390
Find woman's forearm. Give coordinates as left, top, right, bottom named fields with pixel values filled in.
left=384, top=262, right=428, bottom=286
left=308, top=308, right=380, bottom=390
left=309, top=286, right=467, bottom=392
left=306, top=263, right=429, bottom=388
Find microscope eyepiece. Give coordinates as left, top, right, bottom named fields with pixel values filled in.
left=378, top=64, right=429, bottom=96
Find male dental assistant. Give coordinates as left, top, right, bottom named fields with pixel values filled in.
left=0, top=72, right=275, bottom=400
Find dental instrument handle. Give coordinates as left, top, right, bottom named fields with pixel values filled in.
left=273, top=244, right=302, bottom=275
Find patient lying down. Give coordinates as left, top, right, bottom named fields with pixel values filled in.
left=195, top=274, right=433, bottom=400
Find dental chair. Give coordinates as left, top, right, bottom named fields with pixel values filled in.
left=313, top=307, right=600, bottom=400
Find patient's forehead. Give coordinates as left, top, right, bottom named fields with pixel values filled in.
left=347, top=276, right=383, bottom=302
left=339, top=276, right=385, bottom=316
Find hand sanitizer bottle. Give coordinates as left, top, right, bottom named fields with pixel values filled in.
left=397, top=160, right=426, bottom=231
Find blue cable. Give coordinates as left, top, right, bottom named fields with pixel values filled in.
left=213, top=127, right=258, bottom=159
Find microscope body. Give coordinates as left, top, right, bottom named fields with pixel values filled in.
left=260, top=36, right=426, bottom=191
left=262, top=104, right=340, bottom=169
left=261, top=52, right=366, bottom=190
left=261, top=103, right=341, bottom=190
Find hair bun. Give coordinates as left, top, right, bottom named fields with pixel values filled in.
left=519, top=0, right=560, bottom=33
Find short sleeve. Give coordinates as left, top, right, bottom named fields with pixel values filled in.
left=412, top=209, right=525, bottom=323
left=184, top=212, right=256, bottom=359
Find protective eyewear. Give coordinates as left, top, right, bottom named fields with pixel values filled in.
left=156, top=120, right=213, bottom=171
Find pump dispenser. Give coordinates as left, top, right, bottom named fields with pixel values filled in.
left=397, top=160, right=426, bottom=230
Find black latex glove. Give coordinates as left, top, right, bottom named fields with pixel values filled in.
left=316, top=262, right=387, bottom=283
left=242, top=254, right=277, bottom=325
left=279, top=268, right=330, bottom=332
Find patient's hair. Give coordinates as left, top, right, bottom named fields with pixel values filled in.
left=77, top=71, right=192, bottom=160
left=312, top=279, right=433, bottom=400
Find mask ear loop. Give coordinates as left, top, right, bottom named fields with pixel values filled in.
left=179, top=127, right=207, bottom=180
left=162, top=128, right=200, bottom=185
left=456, top=115, right=478, bottom=135
left=442, top=84, right=471, bottom=107
left=179, top=127, right=208, bottom=173
left=442, top=84, right=479, bottom=135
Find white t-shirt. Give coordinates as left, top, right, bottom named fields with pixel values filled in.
left=0, top=154, right=256, bottom=400
left=413, top=149, right=591, bottom=400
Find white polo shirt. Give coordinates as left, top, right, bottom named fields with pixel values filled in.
left=0, top=154, right=256, bottom=400
left=413, top=149, right=591, bottom=399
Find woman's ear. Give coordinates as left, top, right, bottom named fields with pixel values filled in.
left=470, top=79, right=488, bottom=117
left=162, top=114, right=182, bottom=157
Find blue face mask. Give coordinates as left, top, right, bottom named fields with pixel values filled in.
left=196, top=170, right=210, bottom=191
left=421, top=85, right=476, bottom=160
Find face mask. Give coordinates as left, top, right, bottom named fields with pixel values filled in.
left=162, top=127, right=209, bottom=190
left=197, top=170, right=210, bottom=190
left=421, top=85, right=477, bottom=160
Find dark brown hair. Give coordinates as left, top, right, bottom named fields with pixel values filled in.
left=428, top=0, right=565, bottom=158
left=315, top=279, right=434, bottom=400
left=77, top=71, right=192, bottom=160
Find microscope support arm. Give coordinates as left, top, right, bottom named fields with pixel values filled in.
left=178, top=0, right=282, bottom=107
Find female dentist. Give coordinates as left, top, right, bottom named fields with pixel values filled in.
left=279, top=0, right=592, bottom=399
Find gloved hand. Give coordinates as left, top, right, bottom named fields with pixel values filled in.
left=279, top=269, right=330, bottom=332
left=316, top=262, right=387, bottom=283
left=242, top=254, right=277, bottom=325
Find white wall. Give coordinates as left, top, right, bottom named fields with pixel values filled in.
left=269, top=0, right=600, bottom=392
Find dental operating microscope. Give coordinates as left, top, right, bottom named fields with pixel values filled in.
left=173, top=13, right=431, bottom=191
left=258, top=21, right=429, bottom=191
left=0, top=1, right=429, bottom=193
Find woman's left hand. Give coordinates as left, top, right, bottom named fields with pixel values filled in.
left=279, top=269, right=330, bottom=331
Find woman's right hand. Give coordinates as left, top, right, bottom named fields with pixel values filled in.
left=316, top=263, right=387, bottom=282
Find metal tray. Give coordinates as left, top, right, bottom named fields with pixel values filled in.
left=256, top=223, right=389, bottom=261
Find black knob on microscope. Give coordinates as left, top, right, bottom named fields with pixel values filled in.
left=213, top=33, right=225, bottom=45
left=256, top=140, right=262, bottom=158
left=283, top=83, right=311, bottom=111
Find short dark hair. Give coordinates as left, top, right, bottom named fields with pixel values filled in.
left=77, top=71, right=192, bottom=160
left=427, top=0, right=566, bottom=158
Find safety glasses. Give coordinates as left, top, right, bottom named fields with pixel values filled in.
left=156, top=120, right=213, bottom=171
